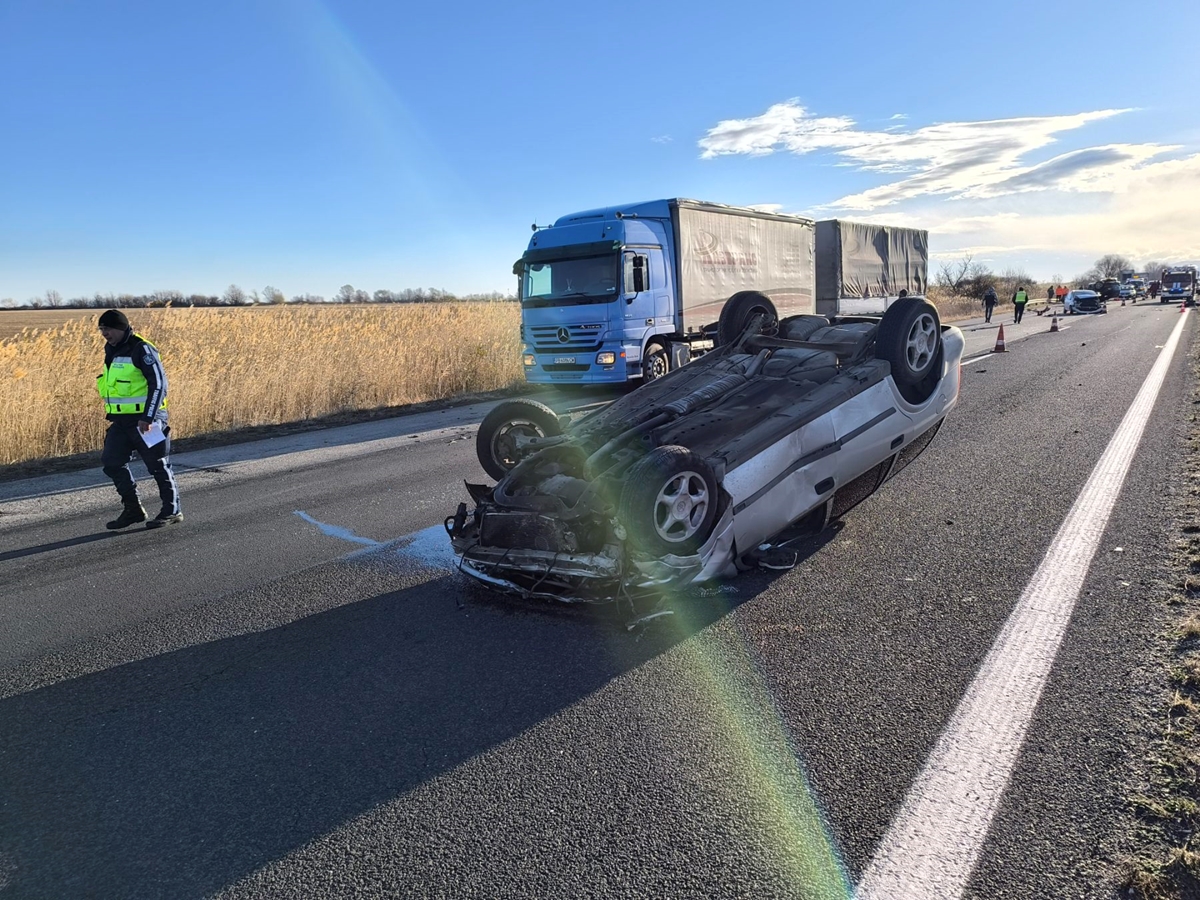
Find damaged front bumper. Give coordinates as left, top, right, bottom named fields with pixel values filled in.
left=448, top=507, right=737, bottom=604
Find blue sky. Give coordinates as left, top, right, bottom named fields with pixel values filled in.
left=3, top=0, right=1198, bottom=303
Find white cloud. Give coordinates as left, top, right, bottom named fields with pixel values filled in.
left=650, top=135, right=673, bottom=144
left=698, top=100, right=1165, bottom=210
left=911, top=152, right=1200, bottom=266
left=698, top=100, right=1200, bottom=275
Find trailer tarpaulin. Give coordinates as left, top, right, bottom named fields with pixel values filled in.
left=675, top=201, right=815, bottom=333
left=815, top=220, right=928, bottom=316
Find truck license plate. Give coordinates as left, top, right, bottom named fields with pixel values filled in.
left=554, top=356, right=576, bottom=364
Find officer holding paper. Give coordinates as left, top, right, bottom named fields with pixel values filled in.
left=96, top=309, right=183, bottom=529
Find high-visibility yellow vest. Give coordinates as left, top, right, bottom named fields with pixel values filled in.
left=1015, top=290, right=1028, bottom=304
left=96, top=334, right=168, bottom=415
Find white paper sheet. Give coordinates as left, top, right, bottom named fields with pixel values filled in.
left=141, top=422, right=166, bottom=448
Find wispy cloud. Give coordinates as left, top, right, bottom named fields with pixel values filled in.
left=912, top=152, right=1200, bottom=263
left=650, top=135, right=673, bottom=144
left=697, top=100, right=1173, bottom=210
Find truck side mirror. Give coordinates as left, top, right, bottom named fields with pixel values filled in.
left=625, top=254, right=648, bottom=298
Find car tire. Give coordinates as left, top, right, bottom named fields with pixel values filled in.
left=618, top=446, right=719, bottom=556
left=876, top=296, right=943, bottom=402
left=642, top=341, right=669, bottom=381
left=476, top=399, right=563, bottom=481
left=717, top=291, right=777, bottom=346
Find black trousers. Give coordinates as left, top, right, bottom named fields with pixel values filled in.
left=1014, top=301, right=1027, bottom=323
left=984, top=302, right=995, bottom=322
left=101, top=422, right=181, bottom=514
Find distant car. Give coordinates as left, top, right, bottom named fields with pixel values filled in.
left=1093, top=279, right=1122, bottom=302
left=449, top=296, right=965, bottom=603
left=1118, top=283, right=1136, bottom=301
left=1064, top=289, right=1106, bottom=315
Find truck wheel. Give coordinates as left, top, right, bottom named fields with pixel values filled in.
left=476, top=399, right=562, bottom=481
left=877, top=297, right=943, bottom=403
left=642, top=342, right=670, bottom=381
left=618, top=446, right=718, bottom=556
left=717, top=291, right=777, bottom=346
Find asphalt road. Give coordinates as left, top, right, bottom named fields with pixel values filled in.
left=0, top=302, right=1193, bottom=899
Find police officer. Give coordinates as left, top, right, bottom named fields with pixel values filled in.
left=1012, top=285, right=1029, bottom=324
left=96, top=309, right=183, bottom=529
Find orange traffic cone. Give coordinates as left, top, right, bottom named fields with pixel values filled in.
left=993, top=323, right=1008, bottom=352
left=1182, top=299, right=1188, bottom=313
left=1050, top=315, right=1059, bottom=332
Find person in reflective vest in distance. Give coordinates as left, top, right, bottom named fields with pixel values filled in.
left=96, top=309, right=183, bottom=529
left=1011, top=286, right=1029, bottom=324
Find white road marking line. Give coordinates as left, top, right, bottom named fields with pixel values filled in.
left=962, top=353, right=993, bottom=366
left=856, top=310, right=1189, bottom=900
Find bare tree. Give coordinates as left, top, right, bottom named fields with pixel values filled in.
left=936, top=254, right=975, bottom=293
left=263, top=285, right=285, bottom=305
left=222, top=285, right=247, bottom=306
left=335, top=284, right=357, bottom=304
left=43, top=290, right=63, bottom=308
left=1092, top=254, right=1131, bottom=279
left=1142, top=260, right=1166, bottom=281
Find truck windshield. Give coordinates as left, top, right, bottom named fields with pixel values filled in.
left=1165, top=272, right=1194, bottom=286
left=521, top=254, right=619, bottom=308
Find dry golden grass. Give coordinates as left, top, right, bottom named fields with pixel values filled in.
left=926, top=287, right=990, bottom=322
left=0, top=303, right=523, bottom=466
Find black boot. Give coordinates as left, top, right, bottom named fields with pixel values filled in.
left=107, top=499, right=147, bottom=530
left=145, top=508, right=184, bottom=529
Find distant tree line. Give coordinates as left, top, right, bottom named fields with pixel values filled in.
left=0, top=284, right=517, bottom=310
left=936, top=253, right=1198, bottom=299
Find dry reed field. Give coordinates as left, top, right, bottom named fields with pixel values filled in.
left=0, top=303, right=523, bottom=467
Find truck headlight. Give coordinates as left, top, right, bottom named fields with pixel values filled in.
left=596, top=352, right=616, bottom=365
left=523, top=353, right=536, bottom=367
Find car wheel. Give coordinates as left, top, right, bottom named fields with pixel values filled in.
left=642, top=341, right=669, bottom=381
left=618, top=446, right=719, bottom=556
left=476, top=399, right=563, bottom=481
left=717, top=291, right=777, bottom=346
left=876, top=297, right=942, bottom=397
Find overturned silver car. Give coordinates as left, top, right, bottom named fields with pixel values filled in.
left=446, top=295, right=964, bottom=603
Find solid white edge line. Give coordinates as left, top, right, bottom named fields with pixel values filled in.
left=855, top=310, right=1190, bottom=900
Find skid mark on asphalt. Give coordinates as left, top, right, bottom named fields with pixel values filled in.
left=856, top=311, right=1190, bottom=899
left=389, top=524, right=457, bottom=569
left=294, top=513, right=456, bottom=570
left=293, top=511, right=382, bottom=547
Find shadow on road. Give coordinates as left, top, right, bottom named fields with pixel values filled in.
left=0, top=524, right=838, bottom=897
left=0, top=529, right=133, bottom=563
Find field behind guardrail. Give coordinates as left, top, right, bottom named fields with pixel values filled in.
left=0, top=303, right=524, bottom=467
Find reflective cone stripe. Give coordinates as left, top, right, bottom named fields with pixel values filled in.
left=993, top=324, right=1008, bottom=352
left=1050, top=316, right=1059, bottom=333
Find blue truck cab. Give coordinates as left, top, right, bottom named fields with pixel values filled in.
left=514, top=198, right=817, bottom=385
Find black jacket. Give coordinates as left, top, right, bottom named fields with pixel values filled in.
left=103, top=328, right=168, bottom=425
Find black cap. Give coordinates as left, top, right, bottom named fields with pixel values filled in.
left=98, top=309, right=129, bottom=330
